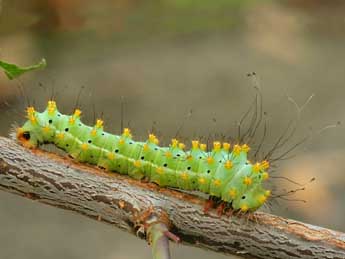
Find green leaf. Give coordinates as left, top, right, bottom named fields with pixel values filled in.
left=0, top=58, right=47, bottom=80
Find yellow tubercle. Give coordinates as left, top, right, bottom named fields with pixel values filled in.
left=192, top=140, right=199, bottom=149
left=241, top=144, right=250, bottom=153
left=81, top=143, right=88, bottom=151
left=95, top=119, right=103, bottom=129
left=213, top=141, right=221, bottom=151
left=26, top=106, right=35, bottom=117
left=213, top=179, right=221, bottom=186
left=69, top=117, right=75, bottom=125
left=258, top=195, right=267, bottom=204
left=187, top=155, right=193, bottom=161
left=243, top=176, right=252, bottom=186
left=165, top=151, right=172, bottom=158
left=262, top=172, right=269, bottom=180
left=240, top=204, right=249, bottom=212
left=123, top=128, right=132, bottom=137
left=223, top=142, right=231, bottom=151
left=224, top=160, right=233, bottom=170
left=90, top=129, right=97, bottom=136
left=198, top=177, right=206, bottom=184
left=180, top=172, right=188, bottom=180
left=119, top=139, right=125, bottom=145
left=261, top=160, right=270, bottom=170
left=229, top=188, right=237, bottom=199
left=265, top=190, right=271, bottom=197
left=47, top=100, right=57, bottom=115
left=107, top=152, right=115, bottom=160
left=171, top=138, right=178, bottom=148
left=133, top=160, right=141, bottom=168
left=156, top=167, right=164, bottom=174
left=74, top=109, right=82, bottom=117
left=233, top=144, right=241, bottom=155
left=42, top=126, right=50, bottom=133
left=178, top=143, right=185, bottom=150
left=200, top=143, right=207, bottom=151
left=56, top=132, right=64, bottom=140
left=206, top=156, right=214, bottom=165
left=253, top=162, right=261, bottom=173
left=148, top=133, right=159, bottom=144
left=143, top=144, right=149, bottom=151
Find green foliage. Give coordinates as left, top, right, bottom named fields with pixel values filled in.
left=0, top=58, right=46, bottom=80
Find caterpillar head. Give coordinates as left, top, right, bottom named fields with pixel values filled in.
left=16, top=121, right=41, bottom=148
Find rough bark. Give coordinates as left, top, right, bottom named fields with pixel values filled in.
left=0, top=136, right=344, bottom=259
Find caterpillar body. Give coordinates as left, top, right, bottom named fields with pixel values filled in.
left=17, top=101, right=271, bottom=212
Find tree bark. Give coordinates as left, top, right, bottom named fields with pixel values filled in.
left=0, top=136, right=344, bottom=259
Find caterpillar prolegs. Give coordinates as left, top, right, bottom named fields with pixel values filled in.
left=17, top=100, right=271, bottom=213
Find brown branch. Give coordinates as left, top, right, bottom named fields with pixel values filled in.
left=0, top=136, right=344, bottom=259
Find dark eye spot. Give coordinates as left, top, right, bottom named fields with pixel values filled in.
left=154, top=147, right=158, bottom=150
left=199, top=156, right=202, bottom=159
left=115, top=149, right=119, bottom=153
left=65, top=128, right=69, bottom=132
left=22, top=132, right=30, bottom=140
left=66, top=144, right=69, bottom=147
left=219, top=160, right=222, bottom=163
left=57, top=114, right=61, bottom=117
left=187, top=166, right=191, bottom=170
left=207, top=170, right=211, bottom=173
left=90, top=155, right=94, bottom=158
left=259, top=175, right=261, bottom=179
left=129, top=142, right=133, bottom=145
left=48, top=119, right=53, bottom=124
left=242, top=196, right=246, bottom=200
left=163, top=163, right=168, bottom=167
left=192, top=181, right=196, bottom=184
left=79, top=123, right=82, bottom=126
left=88, top=140, right=92, bottom=143
left=102, top=133, right=105, bottom=136
left=177, top=154, right=180, bottom=157
left=141, top=156, right=145, bottom=160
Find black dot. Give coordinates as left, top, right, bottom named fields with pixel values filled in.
left=115, top=149, right=119, bottom=153
left=192, top=181, right=195, bottom=184
left=141, top=156, right=145, bottom=160
left=219, top=160, right=222, bottom=163
left=65, top=128, right=69, bottom=132
left=199, top=156, right=202, bottom=159
left=23, top=132, right=30, bottom=140
left=90, top=155, right=94, bottom=158
left=129, top=142, right=133, bottom=145
left=207, top=170, right=211, bottom=173
left=48, top=119, right=53, bottom=124
left=177, top=154, right=181, bottom=157
left=118, top=165, right=121, bottom=167
left=57, top=114, right=61, bottom=117
left=66, top=144, right=69, bottom=147
left=78, top=123, right=82, bottom=126
left=242, top=196, right=246, bottom=200
left=163, top=163, right=168, bottom=167
left=154, top=147, right=158, bottom=150
left=102, top=133, right=105, bottom=136
left=187, top=166, right=191, bottom=170
left=88, top=140, right=92, bottom=143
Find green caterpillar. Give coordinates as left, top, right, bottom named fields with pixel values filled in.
left=17, top=101, right=271, bottom=212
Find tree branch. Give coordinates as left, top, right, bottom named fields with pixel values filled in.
left=0, top=136, right=344, bottom=259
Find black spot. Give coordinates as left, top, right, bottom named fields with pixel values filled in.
left=141, top=156, right=145, bottom=160
left=258, top=175, right=261, bottom=179
left=66, top=144, right=69, bottom=147
left=57, top=114, right=61, bottom=117
left=199, top=156, right=202, bottom=159
left=48, top=119, right=53, bottom=124
left=187, top=166, right=191, bottom=170
left=115, top=149, right=119, bottom=153
left=219, top=160, right=222, bottom=163
left=163, top=163, right=168, bottom=167
left=154, top=147, right=158, bottom=150
left=23, top=132, right=30, bottom=140
left=207, top=170, right=211, bottom=173
left=192, top=181, right=195, bottom=184
left=65, top=128, right=69, bottom=132
left=90, top=155, right=94, bottom=158
left=102, top=133, right=105, bottom=136
left=78, top=123, right=82, bottom=126
left=242, top=196, right=246, bottom=200
left=129, top=142, right=133, bottom=145
left=88, top=140, right=92, bottom=143
left=177, top=154, right=181, bottom=157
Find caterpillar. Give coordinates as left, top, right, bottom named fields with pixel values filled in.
left=16, top=100, right=271, bottom=213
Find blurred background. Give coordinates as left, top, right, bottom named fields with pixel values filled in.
left=1, top=1, right=345, bottom=258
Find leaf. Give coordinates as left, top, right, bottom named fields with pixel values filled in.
left=0, top=58, right=47, bottom=80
